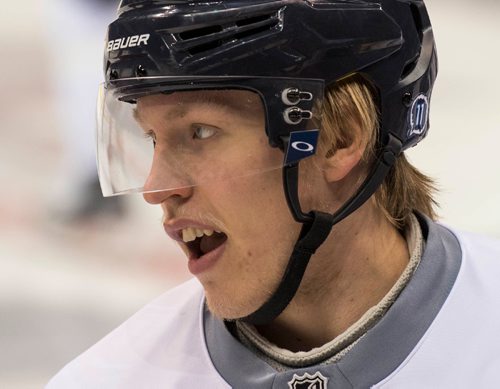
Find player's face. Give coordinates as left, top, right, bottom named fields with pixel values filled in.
left=138, top=90, right=304, bottom=319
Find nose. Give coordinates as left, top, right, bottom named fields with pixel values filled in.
left=142, top=180, right=193, bottom=205
left=143, top=185, right=194, bottom=205
left=142, top=154, right=194, bottom=205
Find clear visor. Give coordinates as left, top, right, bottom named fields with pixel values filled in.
left=97, top=84, right=293, bottom=196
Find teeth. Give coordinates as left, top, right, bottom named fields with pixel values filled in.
left=182, top=228, right=197, bottom=243
left=181, top=228, right=219, bottom=243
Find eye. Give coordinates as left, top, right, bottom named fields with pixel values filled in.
left=193, top=125, right=217, bottom=140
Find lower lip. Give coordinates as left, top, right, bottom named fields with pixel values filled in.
left=187, top=241, right=227, bottom=275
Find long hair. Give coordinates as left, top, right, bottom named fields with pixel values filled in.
left=319, top=74, right=438, bottom=228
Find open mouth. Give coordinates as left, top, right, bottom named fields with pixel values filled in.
left=184, top=231, right=228, bottom=259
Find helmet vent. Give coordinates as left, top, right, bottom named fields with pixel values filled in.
left=235, top=14, right=273, bottom=27
left=179, top=25, right=223, bottom=41
left=172, top=10, right=282, bottom=57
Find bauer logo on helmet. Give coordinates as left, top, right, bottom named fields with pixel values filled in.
left=107, top=34, right=150, bottom=52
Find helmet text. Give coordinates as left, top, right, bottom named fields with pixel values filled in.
left=107, top=34, right=150, bottom=52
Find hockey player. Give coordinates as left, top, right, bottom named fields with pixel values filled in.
left=48, top=0, right=500, bottom=387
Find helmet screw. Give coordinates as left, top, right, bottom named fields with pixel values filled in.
left=136, top=65, right=148, bottom=77
left=282, top=88, right=313, bottom=106
left=402, top=92, right=413, bottom=107
left=284, top=107, right=313, bottom=125
left=109, top=69, right=119, bottom=80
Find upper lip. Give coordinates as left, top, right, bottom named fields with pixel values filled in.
left=163, top=218, right=224, bottom=242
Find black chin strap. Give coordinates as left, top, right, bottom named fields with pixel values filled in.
left=241, top=134, right=402, bottom=325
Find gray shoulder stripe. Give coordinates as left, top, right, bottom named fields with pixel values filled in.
left=337, top=215, right=462, bottom=386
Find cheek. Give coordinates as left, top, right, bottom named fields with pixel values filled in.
left=235, top=174, right=299, bottom=267
left=199, top=168, right=304, bottom=318
left=223, top=168, right=293, bottom=224
left=207, top=167, right=299, bottom=264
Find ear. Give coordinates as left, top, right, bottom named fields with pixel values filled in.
left=322, top=137, right=367, bottom=183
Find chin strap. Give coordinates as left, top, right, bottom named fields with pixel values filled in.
left=241, top=134, right=402, bottom=325
left=240, top=210, right=333, bottom=325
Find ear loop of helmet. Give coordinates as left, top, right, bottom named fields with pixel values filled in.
left=241, top=133, right=402, bottom=325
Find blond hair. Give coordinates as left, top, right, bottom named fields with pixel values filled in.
left=319, top=74, right=438, bottom=228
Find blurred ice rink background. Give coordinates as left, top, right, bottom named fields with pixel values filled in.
left=0, top=0, right=498, bottom=387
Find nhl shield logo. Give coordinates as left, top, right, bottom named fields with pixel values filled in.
left=288, top=371, right=328, bottom=389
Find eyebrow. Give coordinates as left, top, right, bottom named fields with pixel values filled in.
left=134, top=90, right=261, bottom=124
left=191, top=91, right=249, bottom=111
left=171, top=91, right=259, bottom=120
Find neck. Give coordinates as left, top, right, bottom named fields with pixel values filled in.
left=256, top=203, right=410, bottom=352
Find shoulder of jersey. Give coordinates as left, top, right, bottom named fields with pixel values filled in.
left=453, top=227, right=500, bottom=269
left=45, top=279, right=229, bottom=388
left=375, top=227, right=500, bottom=387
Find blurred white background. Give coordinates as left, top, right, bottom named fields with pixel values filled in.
left=0, top=0, right=498, bottom=388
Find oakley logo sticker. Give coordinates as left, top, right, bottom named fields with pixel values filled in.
left=292, top=141, right=315, bottom=153
left=408, top=94, right=429, bottom=137
left=284, top=130, right=319, bottom=165
left=107, top=34, right=150, bottom=52
left=288, top=371, right=328, bottom=389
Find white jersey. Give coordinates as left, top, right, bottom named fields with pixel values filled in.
left=47, top=279, right=227, bottom=388
left=376, top=230, right=500, bottom=388
left=47, top=217, right=500, bottom=388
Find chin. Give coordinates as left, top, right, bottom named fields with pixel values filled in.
left=203, top=284, right=268, bottom=320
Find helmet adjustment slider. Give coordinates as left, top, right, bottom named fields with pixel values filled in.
left=283, top=107, right=313, bottom=125
left=281, top=88, right=313, bottom=106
